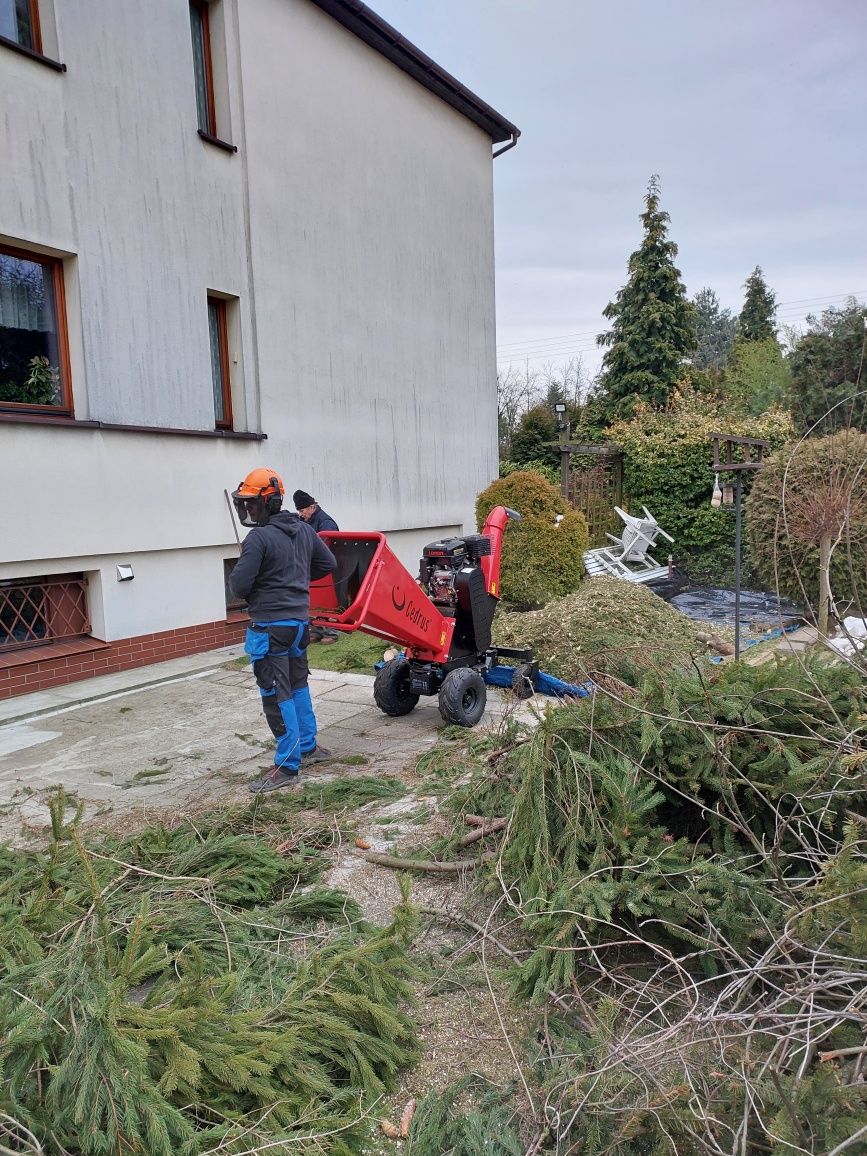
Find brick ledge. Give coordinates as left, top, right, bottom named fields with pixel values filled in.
left=0, top=616, right=248, bottom=700
left=0, top=636, right=108, bottom=671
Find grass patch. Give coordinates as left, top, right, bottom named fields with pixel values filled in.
left=295, top=775, right=405, bottom=813
left=121, top=766, right=173, bottom=788
left=307, top=631, right=385, bottom=674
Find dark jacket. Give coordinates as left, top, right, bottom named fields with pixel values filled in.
left=307, top=505, right=338, bottom=533
left=229, top=511, right=336, bottom=623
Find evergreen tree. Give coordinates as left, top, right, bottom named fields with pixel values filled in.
left=510, top=403, right=559, bottom=467
left=691, top=287, right=737, bottom=370
left=725, top=336, right=791, bottom=414
left=595, top=175, right=696, bottom=419
left=788, top=298, right=867, bottom=433
left=738, top=265, right=777, bottom=342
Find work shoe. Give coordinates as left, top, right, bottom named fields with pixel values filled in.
left=249, top=766, right=300, bottom=793
left=302, top=745, right=333, bottom=765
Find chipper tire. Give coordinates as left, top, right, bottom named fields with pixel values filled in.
left=438, top=667, right=487, bottom=728
left=511, top=662, right=535, bottom=700
left=374, top=657, right=420, bottom=717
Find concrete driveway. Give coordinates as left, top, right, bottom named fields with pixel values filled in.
left=0, top=645, right=518, bottom=846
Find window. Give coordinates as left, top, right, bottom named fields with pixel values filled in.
left=0, top=242, right=71, bottom=414
left=208, top=296, right=232, bottom=429
left=223, top=559, right=246, bottom=613
left=189, top=0, right=216, bottom=136
left=0, top=0, right=41, bottom=52
left=0, top=573, right=89, bottom=652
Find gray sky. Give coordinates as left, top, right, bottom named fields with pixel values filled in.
left=370, top=0, right=867, bottom=377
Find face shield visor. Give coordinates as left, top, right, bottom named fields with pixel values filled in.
left=232, top=491, right=269, bottom=528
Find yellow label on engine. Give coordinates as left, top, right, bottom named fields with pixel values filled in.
left=491, top=582, right=497, bottom=595
left=440, top=631, right=446, bottom=646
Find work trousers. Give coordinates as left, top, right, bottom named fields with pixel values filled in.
left=245, top=622, right=317, bottom=774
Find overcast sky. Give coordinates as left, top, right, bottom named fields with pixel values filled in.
left=371, top=0, right=867, bottom=377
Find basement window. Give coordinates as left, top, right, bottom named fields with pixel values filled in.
left=0, top=573, right=90, bottom=651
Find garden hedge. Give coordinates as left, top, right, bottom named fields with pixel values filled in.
left=607, top=392, right=792, bottom=577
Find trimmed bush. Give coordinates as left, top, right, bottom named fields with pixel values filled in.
left=476, top=472, right=587, bottom=606
left=746, top=430, right=867, bottom=613
left=476, top=469, right=564, bottom=526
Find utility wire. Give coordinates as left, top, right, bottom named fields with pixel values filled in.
left=496, top=290, right=866, bottom=358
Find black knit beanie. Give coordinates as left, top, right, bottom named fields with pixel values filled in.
left=293, top=490, right=315, bottom=509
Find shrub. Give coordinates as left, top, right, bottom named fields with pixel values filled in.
left=499, top=457, right=560, bottom=486
left=746, top=430, right=867, bottom=617
left=607, top=390, right=792, bottom=565
left=509, top=404, right=560, bottom=468
left=476, top=473, right=586, bottom=607
left=497, top=511, right=588, bottom=607
left=476, top=470, right=564, bottom=526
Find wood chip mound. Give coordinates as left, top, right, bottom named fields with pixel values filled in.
left=493, top=577, right=703, bottom=685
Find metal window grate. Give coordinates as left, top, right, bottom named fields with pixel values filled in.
left=0, top=574, right=90, bottom=651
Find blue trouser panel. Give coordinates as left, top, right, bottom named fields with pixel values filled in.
left=245, top=621, right=317, bottom=773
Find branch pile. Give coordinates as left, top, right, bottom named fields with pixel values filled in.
left=0, top=788, right=418, bottom=1155
left=449, top=652, right=867, bottom=1153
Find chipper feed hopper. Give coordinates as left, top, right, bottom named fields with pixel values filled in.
left=308, top=506, right=537, bottom=727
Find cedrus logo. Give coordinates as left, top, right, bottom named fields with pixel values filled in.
left=390, top=584, right=432, bottom=633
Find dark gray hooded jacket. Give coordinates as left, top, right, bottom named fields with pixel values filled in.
left=229, top=511, right=336, bottom=623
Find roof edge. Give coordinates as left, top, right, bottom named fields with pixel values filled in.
left=307, top=0, right=520, bottom=145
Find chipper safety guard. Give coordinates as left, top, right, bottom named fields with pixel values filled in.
left=308, top=506, right=589, bottom=728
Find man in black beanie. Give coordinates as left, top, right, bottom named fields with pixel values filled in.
left=293, top=491, right=339, bottom=643
left=292, top=490, right=339, bottom=534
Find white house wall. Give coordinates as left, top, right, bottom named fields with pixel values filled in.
left=0, top=0, right=501, bottom=639
left=239, top=0, right=498, bottom=537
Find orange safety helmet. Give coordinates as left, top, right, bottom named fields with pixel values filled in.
left=232, top=468, right=285, bottom=527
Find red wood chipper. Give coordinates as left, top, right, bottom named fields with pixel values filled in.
left=308, top=506, right=536, bottom=727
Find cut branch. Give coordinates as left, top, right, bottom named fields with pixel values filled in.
left=358, top=851, right=494, bottom=872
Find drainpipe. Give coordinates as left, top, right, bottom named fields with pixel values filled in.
left=493, top=130, right=520, bottom=159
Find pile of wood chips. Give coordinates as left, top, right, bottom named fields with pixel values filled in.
left=492, top=576, right=704, bottom=685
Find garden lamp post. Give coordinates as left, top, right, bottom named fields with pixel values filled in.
left=709, top=433, right=770, bottom=660
left=553, top=402, right=570, bottom=495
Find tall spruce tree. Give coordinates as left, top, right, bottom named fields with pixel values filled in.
left=595, top=176, right=696, bottom=419
left=738, top=266, right=777, bottom=342
left=788, top=298, right=867, bottom=433
left=692, top=287, right=737, bottom=370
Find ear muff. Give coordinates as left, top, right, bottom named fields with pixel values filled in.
left=265, top=476, right=283, bottom=515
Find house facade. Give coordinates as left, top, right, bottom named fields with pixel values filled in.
left=0, top=0, right=517, bottom=699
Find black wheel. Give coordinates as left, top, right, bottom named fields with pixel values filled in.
left=511, top=663, right=535, bottom=700
left=374, top=657, right=420, bottom=717
left=438, top=667, right=487, bottom=727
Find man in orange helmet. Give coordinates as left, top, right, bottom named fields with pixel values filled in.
left=230, top=468, right=337, bottom=792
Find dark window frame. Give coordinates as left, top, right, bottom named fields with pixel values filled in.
left=189, top=0, right=217, bottom=137
left=0, top=240, right=73, bottom=417
left=223, top=557, right=246, bottom=614
left=0, top=0, right=42, bottom=53
left=207, top=295, right=233, bottom=430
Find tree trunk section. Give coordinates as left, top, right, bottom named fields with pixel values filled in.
left=818, top=533, right=832, bottom=636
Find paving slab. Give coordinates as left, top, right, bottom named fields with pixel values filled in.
left=0, top=649, right=522, bottom=846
